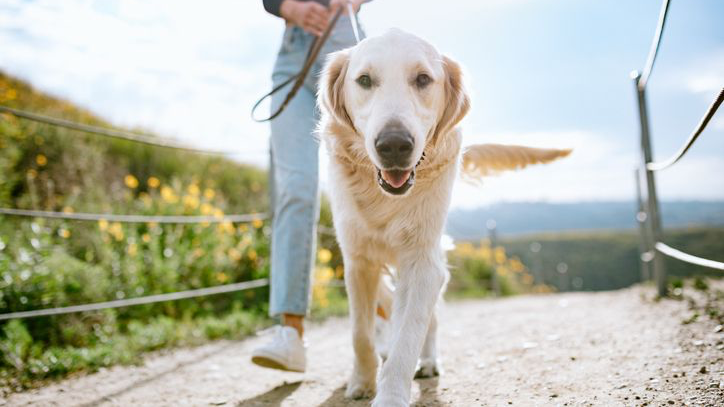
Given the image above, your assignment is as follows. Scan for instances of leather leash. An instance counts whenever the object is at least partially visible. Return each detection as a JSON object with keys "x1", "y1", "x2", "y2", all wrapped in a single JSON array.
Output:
[{"x1": 251, "y1": 7, "x2": 345, "y2": 122}]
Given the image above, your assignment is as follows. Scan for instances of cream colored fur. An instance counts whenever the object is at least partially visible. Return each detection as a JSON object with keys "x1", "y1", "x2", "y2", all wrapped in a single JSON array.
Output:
[{"x1": 317, "y1": 29, "x2": 569, "y2": 407}]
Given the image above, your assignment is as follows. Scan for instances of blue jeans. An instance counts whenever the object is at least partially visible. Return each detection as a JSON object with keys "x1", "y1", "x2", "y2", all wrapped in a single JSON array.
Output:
[{"x1": 269, "y1": 17, "x2": 363, "y2": 317}]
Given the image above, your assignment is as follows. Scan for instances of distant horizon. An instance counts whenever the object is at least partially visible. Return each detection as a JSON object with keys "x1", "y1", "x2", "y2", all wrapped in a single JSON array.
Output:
[{"x1": 446, "y1": 200, "x2": 724, "y2": 239}]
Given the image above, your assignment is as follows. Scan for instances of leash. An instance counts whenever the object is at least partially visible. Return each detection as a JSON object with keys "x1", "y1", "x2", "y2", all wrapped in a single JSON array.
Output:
[{"x1": 252, "y1": 6, "x2": 353, "y2": 122}]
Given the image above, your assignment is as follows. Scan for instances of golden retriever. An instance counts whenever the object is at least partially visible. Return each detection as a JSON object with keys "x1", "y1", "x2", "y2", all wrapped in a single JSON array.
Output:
[{"x1": 317, "y1": 29, "x2": 570, "y2": 406}]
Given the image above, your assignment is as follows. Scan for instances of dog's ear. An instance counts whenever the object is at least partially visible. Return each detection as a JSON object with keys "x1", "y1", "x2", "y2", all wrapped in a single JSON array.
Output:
[
  {"x1": 431, "y1": 55, "x2": 470, "y2": 145},
  {"x1": 319, "y1": 49, "x2": 354, "y2": 130}
]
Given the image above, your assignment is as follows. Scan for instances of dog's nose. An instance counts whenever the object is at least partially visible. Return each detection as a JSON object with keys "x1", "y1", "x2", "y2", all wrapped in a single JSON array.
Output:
[{"x1": 375, "y1": 123, "x2": 414, "y2": 168}]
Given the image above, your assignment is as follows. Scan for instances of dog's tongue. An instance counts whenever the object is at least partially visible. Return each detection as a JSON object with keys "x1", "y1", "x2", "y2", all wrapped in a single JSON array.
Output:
[{"x1": 381, "y1": 170, "x2": 412, "y2": 188}]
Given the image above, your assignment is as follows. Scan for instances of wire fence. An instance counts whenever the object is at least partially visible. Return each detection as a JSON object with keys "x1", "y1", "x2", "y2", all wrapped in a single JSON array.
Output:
[
  {"x1": 0, "y1": 97, "x2": 341, "y2": 321},
  {"x1": 0, "y1": 105, "x2": 225, "y2": 155},
  {"x1": 0, "y1": 207, "x2": 268, "y2": 224},
  {"x1": 0, "y1": 204, "x2": 340, "y2": 320},
  {"x1": 632, "y1": 0, "x2": 724, "y2": 296}
]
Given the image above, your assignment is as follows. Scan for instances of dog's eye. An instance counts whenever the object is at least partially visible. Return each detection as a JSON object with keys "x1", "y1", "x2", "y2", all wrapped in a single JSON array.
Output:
[
  {"x1": 415, "y1": 73, "x2": 432, "y2": 89},
  {"x1": 356, "y1": 75, "x2": 372, "y2": 89}
]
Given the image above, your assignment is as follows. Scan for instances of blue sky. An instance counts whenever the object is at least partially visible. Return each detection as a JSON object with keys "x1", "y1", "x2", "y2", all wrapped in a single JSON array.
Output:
[{"x1": 0, "y1": 0, "x2": 722, "y2": 208}]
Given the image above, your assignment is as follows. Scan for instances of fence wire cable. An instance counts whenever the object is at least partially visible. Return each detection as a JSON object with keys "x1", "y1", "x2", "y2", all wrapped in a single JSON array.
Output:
[
  {"x1": 638, "y1": 0, "x2": 670, "y2": 91},
  {"x1": 0, "y1": 278, "x2": 270, "y2": 321},
  {"x1": 655, "y1": 242, "x2": 724, "y2": 271},
  {"x1": 0, "y1": 207, "x2": 268, "y2": 224},
  {"x1": 0, "y1": 105, "x2": 225, "y2": 155},
  {"x1": 647, "y1": 88, "x2": 724, "y2": 171}
]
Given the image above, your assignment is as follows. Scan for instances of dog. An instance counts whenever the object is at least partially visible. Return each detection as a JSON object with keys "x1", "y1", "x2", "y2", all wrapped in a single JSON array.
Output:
[{"x1": 317, "y1": 29, "x2": 570, "y2": 406}]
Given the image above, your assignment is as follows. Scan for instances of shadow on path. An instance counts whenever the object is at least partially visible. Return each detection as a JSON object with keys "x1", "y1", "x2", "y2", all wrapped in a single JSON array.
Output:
[
  {"x1": 237, "y1": 381, "x2": 302, "y2": 407},
  {"x1": 79, "y1": 342, "x2": 237, "y2": 407},
  {"x1": 317, "y1": 385, "x2": 350, "y2": 407}
]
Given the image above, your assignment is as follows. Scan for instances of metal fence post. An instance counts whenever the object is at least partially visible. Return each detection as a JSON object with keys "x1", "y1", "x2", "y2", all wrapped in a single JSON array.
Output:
[
  {"x1": 634, "y1": 168, "x2": 652, "y2": 282},
  {"x1": 632, "y1": 72, "x2": 667, "y2": 297},
  {"x1": 487, "y1": 219, "x2": 501, "y2": 297}
]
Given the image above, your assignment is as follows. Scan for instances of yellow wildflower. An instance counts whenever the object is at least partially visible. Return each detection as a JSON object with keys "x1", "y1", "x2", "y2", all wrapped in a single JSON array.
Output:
[
  {"x1": 124, "y1": 174, "x2": 139, "y2": 189},
  {"x1": 221, "y1": 221, "x2": 235, "y2": 234},
  {"x1": 58, "y1": 228, "x2": 71, "y2": 239},
  {"x1": 247, "y1": 249, "x2": 257, "y2": 261},
  {"x1": 213, "y1": 208, "x2": 224, "y2": 220},
  {"x1": 317, "y1": 248, "x2": 332, "y2": 263},
  {"x1": 200, "y1": 203, "x2": 213, "y2": 215},
  {"x1": 160, "y1": 186, "x2": 178, "y2": 203},
  {"x1": 98, "y1": 219, "x2": 109, "y2": 231},
  {"x1": 147, "y1": 176, "x2": 160, "y2": 188},
  {"x1": 510, "y1": 257, "x2": 525, "y2": 273},
  {"x1": 5, "y1": 89, "x2": 17, "y2": 100},
  {"x1": 183, "y1": 195, "x2": 199, "y2": 210},
  {"x1": 313, "y1": 266, "x2": 334, "y2": 308},
  {"x1": 203, "y1": 188, "x2": 215, "y2": 200},
  {"x1": 127, "y1": 243, "x2": 137, "y2": 256},
  {"x1": 216, "y1": 272, "x2": 229, "y2": 283},
  {"x1": 228, "y1": 247, "x2": 242, "y2": 261},
  {"x1": 109, "y1": 222, "x2": 124, "y2": 241},
  {"x1": 237, "y1": 223, "x2": 248, "y2": 233},
  {"x1": 252, "y1": 218, "x2": 263, "y2": 229},
  {"x1": 142, "y1": 233, "x2": 151, "y2": 243},
  {"x1": 494, "y1": 246, "x2": 506, "y2": 265},
  {"x1": 36, "y1": 154, "x2": 47, "y2": 167},
  {"x1": 187, "y1": 184, "x2": 200, "y2": 196}
]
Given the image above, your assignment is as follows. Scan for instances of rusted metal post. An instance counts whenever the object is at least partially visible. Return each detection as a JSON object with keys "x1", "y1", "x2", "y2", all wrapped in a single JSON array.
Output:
[{"x1": 632, "y1": 71, "x2": 667, "y2": 297}]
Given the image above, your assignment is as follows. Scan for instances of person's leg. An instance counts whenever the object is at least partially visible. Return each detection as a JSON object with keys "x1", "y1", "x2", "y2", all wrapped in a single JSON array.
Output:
[
  {"x1": 268, "y1": 27, "x2": 320, "y2": 336},
  {"x1": 251, "y1": 27, "x2": 319, "y2": 372},
  {"x1": 269, "y1": 140, "x2": 307, "y2": 338}
]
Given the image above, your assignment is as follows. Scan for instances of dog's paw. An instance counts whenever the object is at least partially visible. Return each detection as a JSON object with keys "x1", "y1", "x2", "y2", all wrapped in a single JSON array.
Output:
[
  {"x1": 414, "y1": 358, "x2": 441, "y2": 379},
  {"x1": 345, "y1": 378, "x2": 376, "y2": 399}
]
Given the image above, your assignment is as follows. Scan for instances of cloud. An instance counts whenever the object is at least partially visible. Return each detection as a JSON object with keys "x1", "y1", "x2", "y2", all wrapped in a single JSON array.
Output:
[
  {"x1": 678, "y1": 50, "x2": 724, "y2": 94},
  {"x1": 0, "y1": 0, "x2": 280, "y2": 165}
]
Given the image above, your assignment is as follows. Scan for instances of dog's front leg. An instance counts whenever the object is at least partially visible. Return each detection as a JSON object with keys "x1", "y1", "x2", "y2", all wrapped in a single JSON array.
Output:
[
  {"x1": 344, "y1": 256, "x2": 381, "y2": 399},
  {"x1": 373, "y1": 252, "x2": 445, "y2": 407},
  {"x1": 415, "y1": 305, "x2": 440, "y2": 378}
]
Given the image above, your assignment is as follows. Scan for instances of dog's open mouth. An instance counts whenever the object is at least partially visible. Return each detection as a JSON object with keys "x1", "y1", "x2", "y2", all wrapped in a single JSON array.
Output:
[{"x1": 377, "y1": 168, "x2": 415, "y2": 195}]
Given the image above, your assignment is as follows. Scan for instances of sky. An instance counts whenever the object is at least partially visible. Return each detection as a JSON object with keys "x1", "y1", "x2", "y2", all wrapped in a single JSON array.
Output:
[{"x1": 0, "y1": 0, "x2": 722, "y2": 209}]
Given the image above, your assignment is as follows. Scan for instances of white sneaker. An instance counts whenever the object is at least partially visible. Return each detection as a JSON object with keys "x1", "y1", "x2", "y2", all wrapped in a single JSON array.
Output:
[{"x1": 251, "y1": 326, "x2": 307, "y2": 372}]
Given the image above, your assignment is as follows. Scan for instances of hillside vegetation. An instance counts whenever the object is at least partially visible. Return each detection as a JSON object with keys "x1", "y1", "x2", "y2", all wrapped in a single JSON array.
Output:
[
  {"x1": 499, "y1": 227, "x2": 724, "y2": 292},
  {"x1": 0, "y1": 72, "x2": 345, "y2": 389}
]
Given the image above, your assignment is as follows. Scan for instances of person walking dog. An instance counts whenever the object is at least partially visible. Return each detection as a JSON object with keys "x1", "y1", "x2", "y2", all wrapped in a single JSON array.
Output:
[{"x1": 251, "y1": 0, "x2": 367, "y2": 372}]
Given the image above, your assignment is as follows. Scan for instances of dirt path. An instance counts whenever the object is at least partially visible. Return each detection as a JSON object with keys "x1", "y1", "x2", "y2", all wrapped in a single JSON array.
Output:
[{"x1": 3, "y1": 285, "x2": 722, "y2": 406}]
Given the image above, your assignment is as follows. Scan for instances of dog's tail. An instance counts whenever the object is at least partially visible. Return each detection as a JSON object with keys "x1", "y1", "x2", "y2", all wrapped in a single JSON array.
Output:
[{"x1": 461, "y1": 144, "x2": 571, "y2": 180}]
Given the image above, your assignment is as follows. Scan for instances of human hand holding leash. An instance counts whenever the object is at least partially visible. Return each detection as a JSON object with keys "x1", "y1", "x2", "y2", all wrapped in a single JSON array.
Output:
[{"x1": 280, "y1": 0, "x2": 330, "y2": 36}]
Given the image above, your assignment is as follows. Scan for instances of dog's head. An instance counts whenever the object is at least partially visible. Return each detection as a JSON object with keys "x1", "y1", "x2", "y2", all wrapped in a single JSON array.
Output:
[{"x1": 319, "y1": 29, "x2": 470, "y2": 196}]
